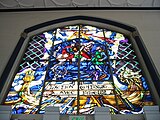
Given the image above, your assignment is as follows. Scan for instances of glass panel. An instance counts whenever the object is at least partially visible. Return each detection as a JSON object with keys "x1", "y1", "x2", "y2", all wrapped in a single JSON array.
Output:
[
  {"x1": 40, "y1": 81, "x2": 78, "y2": 114},
  {"x1": 142, "y1": 91, "x2": 154, "y2": 106},
  {"x1": 79, "y1": 81, "x2": 117, "y2": 114},
  {"x1": 79, "y1": 39, "x2": 94, "y2": 61},
  {"x1": 111, "y1": 60, "x2": 154, "y2": 114},
  {"x1": 61, "y1": 25, "x2": 79, "y2": 31},
  {"x1": 19, "y1": 61, "x2": 48, "y2": 72},
  {"x1": 80, "y1": 25, "x2": 102, "y2": 31},
  {"x1": 108, "y1": 40, "x2": 136, "y2": 59},
  {"x1": 116, "y1": 90, "x2": 154, "y2": 114},
  {"x1": 80, "y1": 29, "x2": 105, "y2": 44},
  {"x1": 47, "y1": 61, "x2": 78, "y2": 81},
  {"x1": 79, "y1": 40, "x2": 110, "y2": 81},
  {"x1": 5, "y1": 61, "x2": 47, "y2": 114},
  {"x1": 116, "y1": 42, "x2": 136, "y2": 59},
  {"x1": 52, "y1": 39, "x2": 79, "y2": 62},
  {"x1": 79, "y1": 95, "x2": 118, "y2": 114},
  {"x1": 104, "y1": 31, "x2": 126, "y2": 41},
  {"x1": 55, "y1": 25, "x2": 79, "y2": 45},
  {"x1": 79, "y1": 38, "x2": 108, "y2": 60},
  {"x1": 23, "y1": 33, "x2": 55, "y2": 60},
  {"x1": 79, "y1": 81, "x2": 114, "y2": 95},
  {"x1": 80, "y1": 61, "x2": 111, "y2": 81},
  {"x1": 111, "y1": 60, "x2": 149, "y2": 94},
  {"x1": 111, "y1": 60, "x2": 142, "y2": 74},
  {"x1": 104, "y1": 30, "x2": 134, "y2": 59}
]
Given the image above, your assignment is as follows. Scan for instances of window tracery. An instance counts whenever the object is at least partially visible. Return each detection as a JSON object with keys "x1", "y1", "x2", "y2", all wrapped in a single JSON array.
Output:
[{"x1": 4, "y1": 24, "x2": 154, "y2": 114}]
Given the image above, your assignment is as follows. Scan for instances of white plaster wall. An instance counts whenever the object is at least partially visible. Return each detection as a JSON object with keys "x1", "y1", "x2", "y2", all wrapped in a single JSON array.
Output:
[{"x1": 0, "y1": 10, "x2": 160, "y2": 77}]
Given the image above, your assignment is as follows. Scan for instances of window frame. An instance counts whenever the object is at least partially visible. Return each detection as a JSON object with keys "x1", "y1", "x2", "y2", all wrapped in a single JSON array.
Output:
[{"x1": 0, "y1": 16, "x2": 159, "y2": 113}]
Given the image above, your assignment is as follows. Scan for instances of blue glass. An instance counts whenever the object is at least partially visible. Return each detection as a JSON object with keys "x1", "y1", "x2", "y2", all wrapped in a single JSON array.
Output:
[
  {"x1": 5, "y1": 61, "x2": 47, "y2": 114},
  {"x1": 47, "y1": 61, "x2": 78, "y2": 81},
  {"x1": 80, "y1": 61, "x2": 111, "y2": 81}
]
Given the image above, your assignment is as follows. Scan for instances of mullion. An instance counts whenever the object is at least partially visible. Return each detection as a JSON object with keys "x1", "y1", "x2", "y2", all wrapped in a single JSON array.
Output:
[
  {"x1": 102, "y1": 29, "x2": 120, "y2": 113},
  {"x1": 77, "y1": 24, "x2": 81, "y2": 114},
  {"x1": 37, "y1": 30, "x2": 57, "y2": 113}
]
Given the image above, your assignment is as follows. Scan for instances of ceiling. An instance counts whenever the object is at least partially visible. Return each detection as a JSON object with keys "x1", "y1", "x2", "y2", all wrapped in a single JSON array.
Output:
[{"x1": 0, "y1": 0, "x2": 160, "y2": 9}]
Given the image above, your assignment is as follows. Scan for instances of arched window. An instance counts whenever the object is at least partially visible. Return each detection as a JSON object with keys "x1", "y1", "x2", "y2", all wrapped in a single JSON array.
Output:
[{"x1": 1, "y1": 16, "x2": 159, "y2": 115}]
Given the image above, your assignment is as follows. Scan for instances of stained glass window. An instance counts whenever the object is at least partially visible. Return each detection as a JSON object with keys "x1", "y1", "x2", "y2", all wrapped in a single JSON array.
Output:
[{"x1": 4, "y1": 25, "x2": 154, "y2": 115}]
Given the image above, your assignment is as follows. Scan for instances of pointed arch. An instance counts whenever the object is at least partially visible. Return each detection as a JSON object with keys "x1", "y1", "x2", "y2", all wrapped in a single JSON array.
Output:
[{"x1": 0, "y1": 16, "x2": 159, "y2": 115}]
